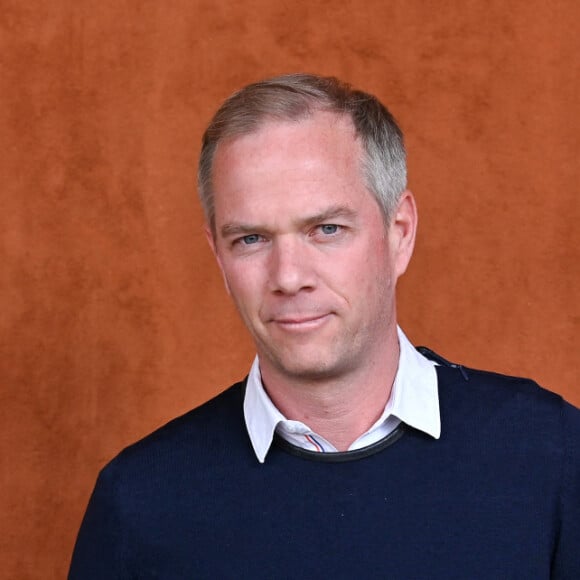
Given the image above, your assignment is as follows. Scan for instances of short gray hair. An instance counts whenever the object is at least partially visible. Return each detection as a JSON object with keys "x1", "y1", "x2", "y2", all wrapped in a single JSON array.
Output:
[{"x1": 198, "y1": 73, "x2": 407, "y2": 231}]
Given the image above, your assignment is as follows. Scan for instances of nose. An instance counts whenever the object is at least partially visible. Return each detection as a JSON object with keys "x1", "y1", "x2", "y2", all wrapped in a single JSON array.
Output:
[{"x1": 268, "y1": 236, "x2": 315, "y2": 295}]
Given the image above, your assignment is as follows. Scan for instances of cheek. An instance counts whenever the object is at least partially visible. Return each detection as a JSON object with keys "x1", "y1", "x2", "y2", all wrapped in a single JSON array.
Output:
[
  {"x1": 354, "y1": 251, "x2": 395, "y2": 303},
  {"x1": 222, "y1": 264, "x2": 264, "y2": 313},
  {"x1": 334, "y1": 243, "x2": 392, "y2": 283}
]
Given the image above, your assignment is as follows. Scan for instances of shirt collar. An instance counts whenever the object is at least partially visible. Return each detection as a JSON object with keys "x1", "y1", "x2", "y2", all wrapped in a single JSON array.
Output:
[{"x1": 243, "y1": 326, "x2": 441, "y2": 463}]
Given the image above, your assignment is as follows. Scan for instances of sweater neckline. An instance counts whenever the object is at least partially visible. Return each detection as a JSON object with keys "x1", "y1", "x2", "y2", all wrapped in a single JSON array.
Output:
[{"x1": 272, "y1": 423, "x2": 407, "y2": 462}]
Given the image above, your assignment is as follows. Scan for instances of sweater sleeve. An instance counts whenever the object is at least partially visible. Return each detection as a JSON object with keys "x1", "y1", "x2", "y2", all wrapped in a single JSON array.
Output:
[
  {"x1": 551, "y1": 400, "x2": 580, "y2": 579},
  {"x1": 68, "y1": 464, "x2": 129, "y2": 579}
]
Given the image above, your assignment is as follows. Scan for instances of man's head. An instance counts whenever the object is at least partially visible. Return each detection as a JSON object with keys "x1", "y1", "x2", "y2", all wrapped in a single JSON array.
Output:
[
  {"x1": 198, "y1": 73, "x2": 407, "y2": 236},
  {"x1": 198, "y1": 74, "x2": 417, "y2": 387}
]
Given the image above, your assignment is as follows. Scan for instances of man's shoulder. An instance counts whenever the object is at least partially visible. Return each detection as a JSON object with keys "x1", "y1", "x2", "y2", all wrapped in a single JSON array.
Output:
[
  {"x1": 100, "y1": 380, "x2": 249, "y2": 484},
  {"x1": 439, "y1": 361, "x2": 560, "y2": 402},
  {"x1": 133, "y1": 378, "x2": 246, "y2": 443},
  {"x1": 429, "y1": 352, "x2": 580, "y2": 439},
  {"x1": 419, "y1": 346, "x2": 564, "y2": 405}
]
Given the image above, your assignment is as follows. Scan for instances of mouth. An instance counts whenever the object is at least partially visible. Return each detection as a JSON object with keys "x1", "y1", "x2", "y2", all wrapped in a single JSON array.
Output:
[{"x1": 271, "y1": 313, "x2": 332, "y2": 331}]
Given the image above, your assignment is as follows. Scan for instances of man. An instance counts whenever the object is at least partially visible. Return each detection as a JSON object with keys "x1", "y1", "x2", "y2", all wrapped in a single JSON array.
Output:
[{"x1": 69, "y1": 74, "x2": 580, "y2": 579}]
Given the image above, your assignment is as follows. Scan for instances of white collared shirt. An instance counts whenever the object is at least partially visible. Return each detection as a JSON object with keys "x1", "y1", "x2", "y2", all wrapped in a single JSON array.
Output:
[{"x1": 243, "y1": 326, "x2": 441, "y2": 463}]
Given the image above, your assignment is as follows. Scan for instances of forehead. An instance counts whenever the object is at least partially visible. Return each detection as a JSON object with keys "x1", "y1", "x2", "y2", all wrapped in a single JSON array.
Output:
[
  {"x1": 211, "y1": 112, "x2": 374, "y2": 223},
  {"x1": 216, "y1": 110, "x2": 359, "y2": 166}
]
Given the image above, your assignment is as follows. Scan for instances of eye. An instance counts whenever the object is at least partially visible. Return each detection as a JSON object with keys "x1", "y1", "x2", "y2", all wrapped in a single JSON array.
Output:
[
  {"x1": 318, "y1": 224, "x2": 340, "y2": 235},
  {"x1": 240, "y1": 234, "x2": 261, "y2": 245}
]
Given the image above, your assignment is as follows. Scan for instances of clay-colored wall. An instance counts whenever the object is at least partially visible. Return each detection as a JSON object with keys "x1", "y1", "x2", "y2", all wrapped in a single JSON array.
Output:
[{"x1": 1, "y1": 1, "x2": 578, "y2": 577}]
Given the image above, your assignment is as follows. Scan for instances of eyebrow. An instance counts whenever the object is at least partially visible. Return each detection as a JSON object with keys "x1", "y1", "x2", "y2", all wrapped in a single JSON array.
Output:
[
  {"x1": 301, "y1": 205, "x2": 358, "y2": 227},
  {"x1": 219, "y1": 204, "x2": 358, "y2": 238},
  {"x1": 220, "y1": 223, "x2": 269, "y2": 238}
]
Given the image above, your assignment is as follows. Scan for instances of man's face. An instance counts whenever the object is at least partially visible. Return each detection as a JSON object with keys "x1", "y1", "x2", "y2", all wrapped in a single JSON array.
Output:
[{"x1": 208, "y1": 112, "x2": 415, "y2": 384}]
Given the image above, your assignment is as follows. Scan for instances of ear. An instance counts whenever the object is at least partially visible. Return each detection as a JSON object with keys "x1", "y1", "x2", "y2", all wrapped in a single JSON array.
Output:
[
  {"x1": 388, "y1": 190, "x2": 418, "y2": 280},
  {"x1": 204, "y1": 225, "x2": 232, "y2": 295}
]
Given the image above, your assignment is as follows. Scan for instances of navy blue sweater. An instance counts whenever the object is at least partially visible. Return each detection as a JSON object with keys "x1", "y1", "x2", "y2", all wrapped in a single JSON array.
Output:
[{"x1": 69, "y1": 364, "x2": 580, "y2": 579}]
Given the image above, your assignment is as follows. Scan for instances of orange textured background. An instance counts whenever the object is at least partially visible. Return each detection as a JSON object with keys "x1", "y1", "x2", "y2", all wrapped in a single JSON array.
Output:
[{"x1": 1, "y1": 1, "x2": 579, "y2": 577}]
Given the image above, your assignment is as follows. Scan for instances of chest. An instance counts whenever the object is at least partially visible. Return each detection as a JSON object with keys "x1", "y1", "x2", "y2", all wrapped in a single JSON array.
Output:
[{"x1": 128, "y1": 440, "x2": 558, "y2": 579}]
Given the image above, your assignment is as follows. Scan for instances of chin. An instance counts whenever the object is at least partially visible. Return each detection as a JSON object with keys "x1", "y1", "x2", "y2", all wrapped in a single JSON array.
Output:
[{"x1": 270, "y1": 351, "x2": 352, "y2": 382}]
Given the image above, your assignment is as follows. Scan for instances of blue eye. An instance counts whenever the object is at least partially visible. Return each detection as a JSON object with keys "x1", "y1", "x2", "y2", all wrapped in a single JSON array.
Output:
[
  {"x1": 241, "y1": 234, "x2": 261, "y2": 245},
  {"x1": 320, "y1": 224, "x2": 339, "y2": 235}
]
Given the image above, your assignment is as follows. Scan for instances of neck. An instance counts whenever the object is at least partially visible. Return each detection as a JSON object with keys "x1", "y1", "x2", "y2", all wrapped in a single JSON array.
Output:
[{"x1": 259, "y1": 329, "x2": 400, "y2": 451}]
